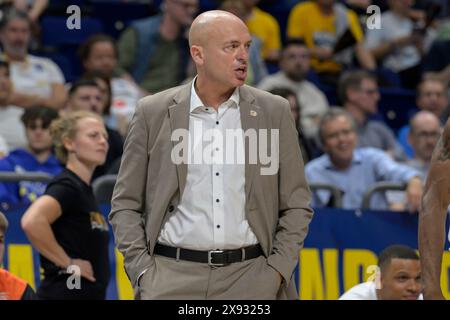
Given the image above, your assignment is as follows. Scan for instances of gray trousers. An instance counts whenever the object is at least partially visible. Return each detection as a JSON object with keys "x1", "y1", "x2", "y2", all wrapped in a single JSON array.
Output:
[{"x1": 136, "y1": 254, "x2": 290, "y2": 300}]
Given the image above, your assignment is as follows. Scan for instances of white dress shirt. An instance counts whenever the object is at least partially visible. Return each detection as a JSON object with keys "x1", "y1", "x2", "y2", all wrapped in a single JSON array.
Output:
[{"x1": 157, "y1": 79, "x2": 259, "y2": 250}]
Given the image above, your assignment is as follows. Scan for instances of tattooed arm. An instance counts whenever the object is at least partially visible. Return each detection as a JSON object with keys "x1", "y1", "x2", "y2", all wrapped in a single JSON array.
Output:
[{"x1": 419, "y1": 118, "x2": 450, "y2": 300}]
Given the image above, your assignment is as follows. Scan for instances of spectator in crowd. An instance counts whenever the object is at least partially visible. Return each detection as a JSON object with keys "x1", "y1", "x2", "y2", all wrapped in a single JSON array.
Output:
[
  {"x1": 258, "y1": 39, "x2": 329, "y2": 139},
  {"x1": 305, "y1": 108, "x2": 423, "y2": 210},
  {"x1": 287, "y1": 0, "x2": 376, "y2": 85},
  {"x1": 21, "y1": 111, "x2": 110, "y2": 300},
  {"x1": 268, "y1": 87, "x2": 318, "y2": 163},
  {"x1": 81, "y1": 71, "x2": 126, "y2": 136},
  {"x1": 116, "y1": 0, "x2": 199, "y2": 93},
  {"x1": 0, "y1": 8, "x2": 66, "y2": 109},
  {"x1": 339, "y1": 245, "x2": 422, "y2": 300},
  {"x1": 407, "y1": 111, "x2": 442, "y2": 176},
  {"x1": 387, "y1": 111, "x2": 441, "y2": 211},
  {"x1": 365, "y1": 0, "x2": 431, "y2": 89},
  {"x1": 0, "y1": 106, "x2": 61, "y2": 212},
  {"x1": 0, "y1": 8, "x2": 66, "y2": 149},
  {"x1": 79, "y1": 34, "x2": 144, "y2": 132},
  {"x1": 66, "y1": 79, "x2": 123, "y2": 179},
  {"x1": 241, "y1": 0, "x2": 281, "y2": 62},
  {"x1": 0, "y1": 211, "x2": 37, "y2": 300},
  {"x1": 397, "y1": 78, "x2": 449, "y2": 157},
  {"x1": 338, "y1": 70, "x2": 406, "y2": 160},
  {"x1": 218, "y1": 0, "x2": 268, "y2": 86}
]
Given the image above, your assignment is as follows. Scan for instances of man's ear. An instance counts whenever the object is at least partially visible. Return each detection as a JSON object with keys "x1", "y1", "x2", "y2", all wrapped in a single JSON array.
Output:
[
  {"x1": 346, "y1": 88, "x2": 358, "y2": 103},
  {"x1": 190, "y1": 45, "x2": 204, "y2": 65}
]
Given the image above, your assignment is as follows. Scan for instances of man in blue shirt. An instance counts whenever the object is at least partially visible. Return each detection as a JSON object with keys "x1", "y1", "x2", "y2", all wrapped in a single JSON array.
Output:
[
  {"x1": 0, "y1": 106, "x2": 62, "y2": 211},
  {"x1": 305, "y1": 108, "x2": 423, "y2": 211}
]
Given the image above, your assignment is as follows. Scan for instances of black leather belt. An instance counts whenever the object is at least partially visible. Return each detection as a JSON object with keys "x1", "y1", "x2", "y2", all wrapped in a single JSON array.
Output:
[{"x1": 154, "y1": 243, "x2": 263, "y2": 266}]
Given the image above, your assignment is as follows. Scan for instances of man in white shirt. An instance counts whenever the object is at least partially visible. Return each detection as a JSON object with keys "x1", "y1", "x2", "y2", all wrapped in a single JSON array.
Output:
[
  {"x1": 0, "y1": 7, "x2": 66, "y2": 149},
  {"x1": 109, "y1": 10, "x2": 313, "y2": 300},
  {"x1": 340, "y1": 245, "x2": 422, "y2": 300}
]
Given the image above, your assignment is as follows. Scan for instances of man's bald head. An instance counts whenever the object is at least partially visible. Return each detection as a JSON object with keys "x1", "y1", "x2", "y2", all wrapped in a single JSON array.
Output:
[
  {"x1": 410, "y1": 111, "x2": 441, "y2": 133},
  {"x1": 189, "y1": 10, "x2": 247, "y2": 47}
]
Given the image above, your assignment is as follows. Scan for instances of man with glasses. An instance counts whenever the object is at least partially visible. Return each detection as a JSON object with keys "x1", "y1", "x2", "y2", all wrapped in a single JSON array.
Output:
[
  {"x1": 305, "y1": 108, "x2": 423, "y2": 210},
  {"x1": 338, "y1": 70, "x2": 406, "y2": 160},
  {"x1": 0, "y1": 106, "x2": 61, "y2": 211},
  {"x1": 397, "y1": 78, "x2": 449, "y2": 158},
  {"x1": 116, "y1": 0, "x2": 199, "y2": 94}
]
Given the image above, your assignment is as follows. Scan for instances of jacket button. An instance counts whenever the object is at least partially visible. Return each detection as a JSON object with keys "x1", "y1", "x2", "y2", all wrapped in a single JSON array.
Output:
[{"x1": 168, "y1": 205, "x2": 175, "y2": 212}]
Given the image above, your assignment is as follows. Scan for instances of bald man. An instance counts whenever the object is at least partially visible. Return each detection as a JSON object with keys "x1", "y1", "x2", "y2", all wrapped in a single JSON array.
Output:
[
  {"x1": 408, "y1": 111, "x2": 442, "y2": 175},
  {"x1": 109, "y1": 10, "x2": 313, "y2": 300},
  {"x1": 419, "y1": 117, "x2": 450, "y2": 300}
]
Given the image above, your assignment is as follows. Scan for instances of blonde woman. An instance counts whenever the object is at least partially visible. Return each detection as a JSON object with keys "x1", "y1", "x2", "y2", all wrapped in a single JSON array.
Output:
[{"x1": 21, "y1": 111, "x2": 110, "y2": 300}]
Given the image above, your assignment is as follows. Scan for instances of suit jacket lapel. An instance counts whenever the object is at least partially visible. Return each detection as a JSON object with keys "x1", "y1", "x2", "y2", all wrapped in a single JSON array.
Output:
[
  {"x1": 239, "y1": 85, "x2": 260, "y2": 203},
  {"x1": 168, "y1": 83, "x2": 191, "y2": 197}
]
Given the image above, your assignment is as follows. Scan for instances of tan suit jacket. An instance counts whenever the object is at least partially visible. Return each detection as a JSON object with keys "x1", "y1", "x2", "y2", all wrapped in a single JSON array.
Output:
[{"x1": 109, "y1": 82, "x2": 314, "y2": 299}]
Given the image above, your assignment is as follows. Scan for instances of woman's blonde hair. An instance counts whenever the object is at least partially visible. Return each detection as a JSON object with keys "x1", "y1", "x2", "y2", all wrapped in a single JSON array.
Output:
[{"x1": 50, "y1": 111, "x2": 103, "y2": 164}]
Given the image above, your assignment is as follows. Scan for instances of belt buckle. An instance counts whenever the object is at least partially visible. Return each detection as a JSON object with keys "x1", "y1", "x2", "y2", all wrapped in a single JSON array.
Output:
[{"x1": 208, "y1": 250, "x2": 225, "y2": 266}]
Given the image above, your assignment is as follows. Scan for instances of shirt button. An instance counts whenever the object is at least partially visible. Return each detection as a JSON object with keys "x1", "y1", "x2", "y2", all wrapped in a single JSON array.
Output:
[
  {"x1": 216, "y1": 121, "x2": 219, "y2": 125},
  {"x1": 216, "y1": 172, "x2": 219, "y2": 176},
  {"x1": 216, "y1": 199, "x2": 220, "y2": 203},
  {"x1": 215, "y1": 147, "x2": 219, "y2": 151},
  {"x1": 216, "y1": 225, "x2": 221, "y2": 229},
  {"x1": 168, "y1": 205, "x2": 175, "y2": 212}
]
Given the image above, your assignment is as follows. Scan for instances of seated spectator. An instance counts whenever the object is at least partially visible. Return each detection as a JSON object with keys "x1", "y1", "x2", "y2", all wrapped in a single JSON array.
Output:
[
  {"x1": 116, "y1": 0, "x2": 198, "y2": 93},
  {"x1": 287, "y1": 0, "x2": 376, "y2": 85},
  {"x1": 0, "y1": 8, "x2": 66, "y2": 149},
  {"x1": 407, "y1": 111, "x2": 441, "y2": 177},
  {"x1": 365, "y1": 0, "x2": 432, "y2": 89},
  {"x1": 387, "y1": 111, "x2": 441, "y2": 211},
  {"x1": 82, "y1": 71, "x2": 128, "y2": 138},
  {"x1": 0, "y1": 7, "x2": 67, "y2": 110},
  {"x1": 0, "y1": 106, "x2": 61, "y2": 211},
  {"x1": 268, "y1": 87, "x2": 320, "y2": 163},
  {"x1": 339, "y1": 245, "x2": 422, "y2": 300},
  {"x1": 78, "y1": 34, "x2": 144, "y2": 131},
  {"x1": 65, "y1": 79, "x2": 123, "y2": 179},
  {"x1": 0, "y1": 211, "x2": 37, "y2": 300},
  {"x1": 258, "y1": 39, "x2": 329, "y2": 139},
  {"x1": 397, "y1": 77, "x2": 449, "y2": 157},
  {"x1": 338, "y1": 70, "x2": 406, "y2": 160},
  {"x1": 241, "y1": 0, "x2": 281, "y2": 62},
  {"x1": 305, "y1": 108, "x2": 423, "y2": 210},
  {"x1": 218, "y1": 0, "x2": 268, "y2": 86}
]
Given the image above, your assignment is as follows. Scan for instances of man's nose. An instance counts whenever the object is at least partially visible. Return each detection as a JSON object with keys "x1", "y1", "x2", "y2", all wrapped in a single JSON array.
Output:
[
  {"x1": 236, "y1": 45, "x2": 249, "y2": 61},
  {"x1": 407, "y1": 279, "x2": 421, "y2": 293}
]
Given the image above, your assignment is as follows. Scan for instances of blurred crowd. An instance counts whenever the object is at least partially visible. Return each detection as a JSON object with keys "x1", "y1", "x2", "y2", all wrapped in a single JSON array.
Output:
[{"x1": 0, "y1": 0, "x2": 449, "y2": 212}]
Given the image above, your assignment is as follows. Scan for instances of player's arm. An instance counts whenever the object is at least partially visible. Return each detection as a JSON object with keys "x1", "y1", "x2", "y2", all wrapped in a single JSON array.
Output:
[{"x1": 419, "y1": 118, "x2": 450, "y2": 300}]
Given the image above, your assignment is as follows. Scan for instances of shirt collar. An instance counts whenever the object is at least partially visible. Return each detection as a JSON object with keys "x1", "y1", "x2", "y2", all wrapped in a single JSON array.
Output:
[{"x1": 190, "y1": 76, "x2": 240, "y2": 113}]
